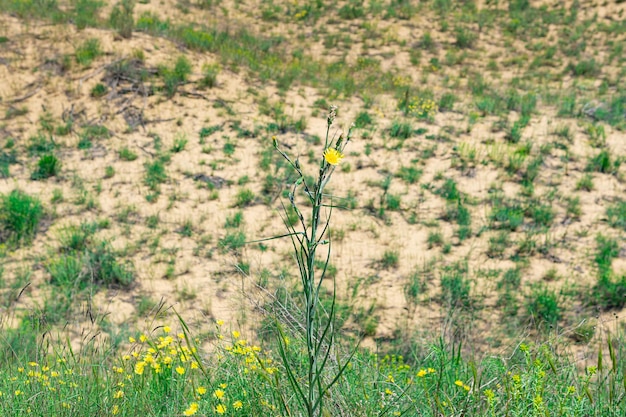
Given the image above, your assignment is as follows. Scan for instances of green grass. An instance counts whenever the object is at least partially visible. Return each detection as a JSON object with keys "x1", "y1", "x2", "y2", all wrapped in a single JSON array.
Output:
[
  {"x1": 0, "y1": 189, "x2": 43, "y2": 246},
  {"x1": 75, "y1": 38, "x2": 102, "y2": 66},
  {"x1": 31, "y1": 154, "x2": 61, "y2": 180},
  {"x1": 607, "y1": 201, "x2": 626, "y2": 231}
]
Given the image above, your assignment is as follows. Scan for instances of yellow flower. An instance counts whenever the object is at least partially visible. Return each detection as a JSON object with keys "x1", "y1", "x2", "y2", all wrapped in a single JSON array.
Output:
[
  {"x1": 232, "y1": 330, "x2": 240, "y2": 339},
  {"x1": 219, "y1": 383, "x2": 228, "y2": 389},
  {"x1": 233, "y1": 400, "x2": 243, "y2": 410},
  {"x1": 216, "y1": 319, "x2": 224, "y2": 326},
  {"x1": 114, "y1": 390, "x2": 124, "y2": 399},
  {"x1": 129, "y1": 337, "x2": 136, "y2": 343},
  {"x1": 175, "y1": 366, "x2": 185, "y2": 375},
  {"x1": 215, "y1": 404, "x2": 226, "y2": 414},
  {"x1": 214, "y1": 389, "x2": 225, "y2": 399},
  {"x1": 139, "y1": 335, "x2": 147, "y2": 343},
  {"x1": 323, "y1": 148, "x2": 344, "y2": 165},
  {"x1": 183, "y1": 402, "x2": 199, "y2": 416},
  {"x1": 163, "y1": 326, "x2": 171, "y2": 333},
  {"x1": 455, "y1": 380, "x2": 464, "y2": 387},
  {"x1": 134, "y1": 361, "x2": 145, "y2": 375},
  {"x1": 417, "y1": 369, "x2": 427, "y2": 377},
  {"x1": 196, "y1": 386, "x2": 207, "y2": 395},
  {"x1": 112, "y1": 405, "x2": 119, "y2": 415}
]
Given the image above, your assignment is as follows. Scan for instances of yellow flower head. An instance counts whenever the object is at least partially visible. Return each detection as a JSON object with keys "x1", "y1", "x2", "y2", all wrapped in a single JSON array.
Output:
[
  {"x1": 215, "y1": 404, "x2": 226, "y2": 414},
  {"x1": 323, "y1": 148, "x2": 344, "y2": 166},
  {"x1": 175, "y1": 366, "x2": 185, "y2": 375},
  {"x1": 213, "y1": 389, "x2": 225, "y2": 399},
  {"x1": 196, "y1": 386, "x2": 207, "y2": 395},
  {"x1": 183, "y1": 402, "x2": 199, "y2": 416},
  {"x1": 233, "y1": 400, "x2": 243, "y2": 410}
]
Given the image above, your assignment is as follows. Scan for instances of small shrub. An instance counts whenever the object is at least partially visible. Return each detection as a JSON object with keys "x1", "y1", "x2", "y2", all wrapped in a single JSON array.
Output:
[
  {"x1": 389, "y1": 120, "x2": 413, "y2": 139},
  {"x1": 427, "y1": 230, "x2": 444, "y2": 248},
  {"x1": 234, "y1": 188, "x2": 255, "y2": 207},
  {"x1": 576, "y1": 173, "x2": 594, "y2": 191},
  {"x1": 586, "y1": 150, "x2": 616, "y2": 174},
  {"x1": 225, "y1": 211, "x2": 244, "y2": 228},
  {"x1": 396, "y1": 165, "x2": 422, "y2": 184},
  {"x1": 440, "y1": 263, "x2": 472, "y2": 311},
  {"x1": 454, "y1": 26, "x2": 476, "y2": 49},
  {"x1": 144, "y1": 159, "x2": 168, "y2": 192},
  {"x1": 199, "y1": 63, "x2": 220, "y2": 88},
  {"x1": 75, "y1": 38, "x2": 102, "y2": 66},
  {"x1": 109, "y1": 0, "x2": 135, "y2": 39},
  {"x1": 218, "y1": 231, "x2": 246, "y2": 253},
  {"x1": 170, "y1": 134, "x2": 188, "y2": 153},
  {"x1": 119, "y1": 147, "x2": 138, "y2": 161},
  {"x1": 161, "y1": 56, "x2": 192, "y2": 97},
  {"x1": 90, "y1": 83, "x2": 107, "y2": 97},
  {"x1": 380, "y1": 250, "x2": 399, "y2": 269},
  {"x1": 31, "y1": 154, "x2": 61, "y2": 180},
  {"x1": 353, "y1": 111, "x2": 373, "y2": 128},
  {"x1": 607, "y1": 201, "x2": 626, "y2": 231},
  {"x1": 526, "y1": 286, "x2": 561, "y2": 326}
]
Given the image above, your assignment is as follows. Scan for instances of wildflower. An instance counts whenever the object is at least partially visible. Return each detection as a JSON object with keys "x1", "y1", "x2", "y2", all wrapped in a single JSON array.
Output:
[
  {"x1": 15, "y1": 390, "x2": 22, "y2": 396},
  {"x1": 219, "y1": 383, "x2": 228, "y2": 389},
  {"x1": 484, "y1": 389, "x2": 495, "y2": 401},
  {"x1": 454, "y1": 380, "x2": 464, "y2": 387},
  {"x1": 323, "y1": 148, "x2": 344, "y2": 165},
  {"x1": 233, "y1": 400, "x2": 243, "y2": 410},
  {"x1": 163, "y1": 326, "x2": 171, "y2": 333},
  {"x1": 175, "y1": 366, "x2": 185, "y2": 375},
  {"x1": 139, "y1": 334, "x2": 147, "y2": 343},
  {"x1": 196, "y1": 386, "x2": 207, "y2": 395},
  {"x1": 134, "y1": 361, "x2": 146, "y2": 375},
  {"x1": 112, "y1": 405, "x2": 119, "y2": 415},
  {"x1": 417, "y1": 369, "x2": 427, "y2": 377},
  {"x1": 214, "y1": 389, "x2": 225, "y2": 399},
  {"x1": 232, "y1": 330, "x2": 240, "y2": 339},
  {"x1": 385, "y1": 388, "x2": 394, "y2": 395},
  {"x1": 129, "y1": 337, "x2": 136, "y2": 343},
  {"x1": 114, "y1": 390, "x2": 124, "y2": 399},
  {"x1": 215, "y1": 404, "x2": 226, "y2": 414},
  {"x1": 183, "y1": 402, "x2": 199, "y2": 416},
  {"x1": 178, "y1": 333, "x2": 185, "y2": 340}
]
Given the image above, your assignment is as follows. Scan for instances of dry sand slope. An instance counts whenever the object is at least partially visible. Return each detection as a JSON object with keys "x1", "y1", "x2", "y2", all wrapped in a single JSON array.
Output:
[{"x1": 0, "y1": 0, "x2": 625, "y2": 358}]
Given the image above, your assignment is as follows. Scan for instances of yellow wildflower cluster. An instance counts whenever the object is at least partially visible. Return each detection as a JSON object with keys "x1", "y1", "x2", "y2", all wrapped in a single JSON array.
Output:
[
  {"x1": 408, "y1": 96, "x2": 438, "y2": 119},
  {"x1": 222, "y1": 331, "x2": 279, "y2": 376},
  {"x1": 4, "y1": 357, "x2": 84, "y2": 413},
  {"x1": 126, "y1": 330, "x2": 198, "y2": 378}
]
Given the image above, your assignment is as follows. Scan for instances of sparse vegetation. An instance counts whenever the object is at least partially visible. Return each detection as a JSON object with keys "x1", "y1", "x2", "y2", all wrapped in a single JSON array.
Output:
[{"x1": 1, "y1": 2, "x2": 626, "y2": 416}]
